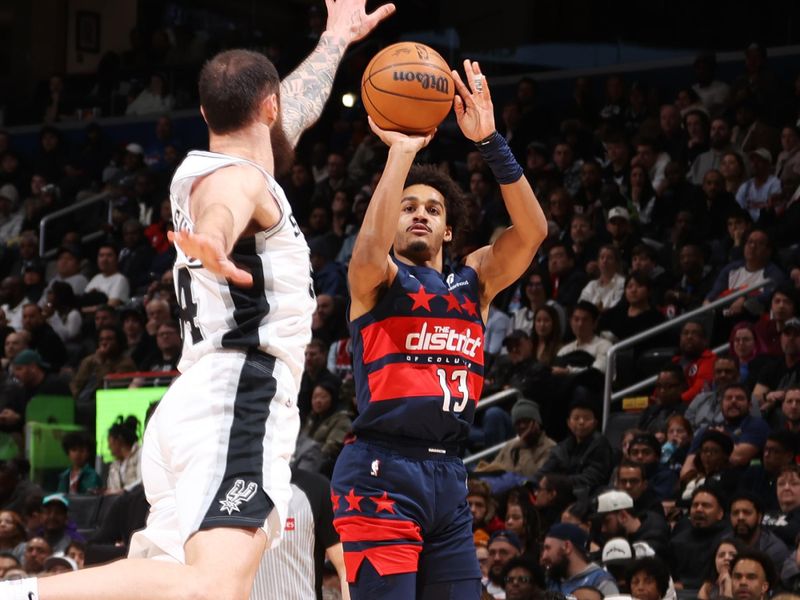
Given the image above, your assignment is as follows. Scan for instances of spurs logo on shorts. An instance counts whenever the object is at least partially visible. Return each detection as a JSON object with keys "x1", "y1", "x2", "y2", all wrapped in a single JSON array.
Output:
[{"x1": 219, "y1": 479, "x2": 258, "y2": 515}]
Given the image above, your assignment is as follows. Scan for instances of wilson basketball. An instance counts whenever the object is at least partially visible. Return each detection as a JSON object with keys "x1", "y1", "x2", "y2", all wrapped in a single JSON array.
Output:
[{"x1": 361, "y1": 42, "x2": 454, "y2": 134}]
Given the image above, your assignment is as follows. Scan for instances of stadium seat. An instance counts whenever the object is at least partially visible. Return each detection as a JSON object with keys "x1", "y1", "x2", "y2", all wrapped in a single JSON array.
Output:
[
  {"x1": 97, "y1": 493, "x2": 122, "y2": 527},
  {"x1": 636, "y1": 347, "x2": 678, "y2": 379},
  {"x1": 26, "y1": 395, "x2": 75, "y2": 425},
  {"x1": 67, "y1": 494, "x2": 102, "y2": 529},
  {"x1": 605, "y1": 411, "x2": 641, "y2": 450}
]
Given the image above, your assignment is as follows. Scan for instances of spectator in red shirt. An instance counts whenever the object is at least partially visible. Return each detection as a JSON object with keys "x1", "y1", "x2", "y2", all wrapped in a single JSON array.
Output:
[
  {"x1": 673, "y1": 320, "x2": 717, "y2": 402},
  {"x1": 754, "y1": 285, "x2": 797, "y2": 357}
]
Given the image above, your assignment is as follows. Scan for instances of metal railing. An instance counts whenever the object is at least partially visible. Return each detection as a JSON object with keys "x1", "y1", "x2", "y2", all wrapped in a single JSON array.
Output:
[
  {"x1": 464, "y1": 440, "x2": 508, "y2": 466},
  {"x1": 475, "y1": 388, "x2": 520, "y2": 414},
  {"x1": 602, "y1": 279, "x2": 772, "y2": 432},
  {"x1": 39, "y1": 191, "x2": 114, "y2": 258}
]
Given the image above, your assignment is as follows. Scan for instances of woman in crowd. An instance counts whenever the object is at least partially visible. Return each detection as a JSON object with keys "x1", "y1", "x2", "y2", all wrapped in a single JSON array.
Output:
[
  {"x1": 698, "y1": 538, "x2": 743, "y2": 599},
  {"x1": 720, "y1": 151, "x2": 747, "y2": 195},
  {"x1": 680, "y1": 429, "x2": 737, "y2": 501},
  {"x1": 579, "y1": 244, "x2": 626, "y2": 313},
  {"x1": 502, "y1": 486, "x2": 542, "y2": 557},
  {"x1": 530, "y1": 305, "x2": 563, "y2": 367},
  {"x1": 0, "y1": 510, "x2": 27, "y2": 562},
  {"x1": 43, "y1": 281, "x2": 82, "y2": 345},
  {"x1": 729, "y1": 321, "x2": 770, "y2": 390},
  {"x1": 105, "y1": 415, "x2": 142, "y2": 495},
  {"x1": 299, "y1": 380, "x2": 351, "y2": 477},
  {"x1": 509, "y1": 271, "x2": 549, "y2": 335}
]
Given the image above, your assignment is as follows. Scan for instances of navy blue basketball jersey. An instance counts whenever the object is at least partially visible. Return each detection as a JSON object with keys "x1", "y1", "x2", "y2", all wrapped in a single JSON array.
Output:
[{"x1": 350, "y1": 259, "x2": 485, "y2": 445}]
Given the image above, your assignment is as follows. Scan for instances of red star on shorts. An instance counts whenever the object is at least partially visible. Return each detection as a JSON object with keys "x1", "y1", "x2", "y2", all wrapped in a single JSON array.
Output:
[
  {"x1": 443, "y1": 292, "x2": 462, "y2": 313},
  {"x1": 330, "y1": 490, "x2": 341, "y2": 512},
  {"x1": 344, "y1": 488, "x2": 364, "y2": 512},
  {"x1": 373, "y1": 491, "x2": 396, "y2": 514},
  {"x1": 461, "y1": 297, "x2": 478, "y2": 317},
  {"x1": 408, "y1": 285, "x2": 436, "y2": 311}
]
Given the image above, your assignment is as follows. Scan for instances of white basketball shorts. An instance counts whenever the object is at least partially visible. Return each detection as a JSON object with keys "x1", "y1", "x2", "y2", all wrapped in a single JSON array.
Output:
[{"x1": 128, "y1": 349, "x2": 300, "y2": 563}]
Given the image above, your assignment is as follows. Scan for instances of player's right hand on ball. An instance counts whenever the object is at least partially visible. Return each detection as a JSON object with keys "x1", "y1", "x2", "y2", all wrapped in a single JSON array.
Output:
[
  {"x1": 367, "y1": 116, "x2": 435, "y2": 153},
  {"x1": 168, "y1": 230, "x2": 254, "y2": 288}
]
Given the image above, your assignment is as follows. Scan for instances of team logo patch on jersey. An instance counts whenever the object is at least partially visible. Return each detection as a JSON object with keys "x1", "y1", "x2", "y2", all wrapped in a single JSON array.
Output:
[
  {"x1": 371, "y1": 459, "x2": 381, "y2": 477},
  {"x1": 219, "y1": 479, "x2": 258, "y2": 515},
  {"x1": 285, "y1": 517, "x2": 296, "y2": 531}
]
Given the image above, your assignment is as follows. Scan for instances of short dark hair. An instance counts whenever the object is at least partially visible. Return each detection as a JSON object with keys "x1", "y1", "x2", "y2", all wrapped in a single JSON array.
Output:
[
  {"x1": 729, "y1": 491, "x2": 764, "y2": 515},
  {"x1": 61, "y1": 431, "x2": 93, "y2": 455},
  {"x1": 500, "y1": 555, "x2": 545, "y2": 590},
  {"x1": 548, "y1": 241, "x2": 576, "y2": 261},
  {"x1": 572, "y1": 300, "x2": 599, "y2": 322},
  {"x1": 767, "y1": 430, "x2": 797, "y2": 455},
  {"x1": 691, "y1": 484, "x2": 725, "y2": 509},
  {"x1": 404, "y1": 164, "x2": 468, "y2": 246},
  {"x1": 721, "y1": 382, "x2": 751, "y2": 400},
  {"x1": 199, "y1": 49, "x2": 280, "y2": 135},
  {"x1": 730, "y1": 548, "x2": 776, "y2": 591},
  {"x1": 626, "y1": 557, "x2": 670, "y2": 596},
  {"x1": 617, "y1": 459, "x2": 646, "y2": 479},
  {"x1": 631, "y1": 244, "x2": 657, "y2": 262}
]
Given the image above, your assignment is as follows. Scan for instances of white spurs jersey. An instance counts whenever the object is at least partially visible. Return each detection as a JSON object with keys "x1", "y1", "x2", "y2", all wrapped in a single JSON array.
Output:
[{"x1": 170, "y1": 150, "x2": 315, "y2": 386}]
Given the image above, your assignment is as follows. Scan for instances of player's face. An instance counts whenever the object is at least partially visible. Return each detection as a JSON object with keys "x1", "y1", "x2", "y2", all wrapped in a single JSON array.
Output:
[{"x1": 395, "y1": 184, "x2": 451, "y2": 260}]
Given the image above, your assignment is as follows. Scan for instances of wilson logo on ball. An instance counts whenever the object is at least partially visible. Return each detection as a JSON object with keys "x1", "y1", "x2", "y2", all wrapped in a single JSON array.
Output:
[{"x1": 391, "y1": 71, "x2": 450, "y2": 94}]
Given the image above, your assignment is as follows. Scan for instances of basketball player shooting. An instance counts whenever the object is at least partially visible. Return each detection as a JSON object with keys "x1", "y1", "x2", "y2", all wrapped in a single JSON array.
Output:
[
  {"x1": 330, "y1": 60, "x2": 548, "y2": 599},
  {"x1": 1, "y1": 2, "x2": 394, "y2": 600}
]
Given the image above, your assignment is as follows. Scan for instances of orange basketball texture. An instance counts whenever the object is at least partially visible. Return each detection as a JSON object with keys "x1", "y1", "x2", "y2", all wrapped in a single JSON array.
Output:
[{"x1": 361, "y1": 42, "x2": 454, "y2": 134}]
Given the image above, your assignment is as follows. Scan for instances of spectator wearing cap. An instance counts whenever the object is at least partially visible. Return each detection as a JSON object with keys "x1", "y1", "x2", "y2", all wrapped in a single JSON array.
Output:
[
  {"x1": 753, "y1": 318, "x2": 800, "y2": 417},
  {"x1": 595, "y1": 490, "x2": 670, "y2": 557},
  {"x1": 627, "y1": 433, "x2": 678, "y2": 502},
  {"x1": 476, "y1": 399, "x2": 556, "y2": 479},
  {"x1": 21, "y1": 302, "x2": 66, "y2": 371},
  {"x1": 534, "y1": 398, "x2": 612, "y2": 499},
  {"x1": 487, "y1": 530, "x2": 523, "y2": 598},
  {"x1": 11, "y1": 348, "x2": 69, "y2": 404},
  {"x1": 672, "y1": 320, "x2": 716, "y2": 404},
  {"x1": 41, "y1": 245, "x2": 88, "y2": 301},
  {"x1": 637, "y1": 364, "x2": 687, "y2": 436},
  {"x1": 668, "y1": 485, "x2": 731, "y2": 589},
  {"x1": 540, "y1": 522, "x2": 619, "y2": 596},
  {"x1": 600, "y1": 537, "x2": 635, "y2": 591},
  {"x1": 604, "y1": 206, "x2": 640, "y2": 269},
  {"x1": 83, "y1": 242, "x2": 131, "y2": 309},
  {"x1": 501, "y1": 555, "x2": 545, "y2": 600},
  {"x1": 736, "y1": 147, "x2": 782, "y2": 222},
  {"x1": 683, "y1": 383, "x2": 770, "y2": 479},
  {"x1": 0, "y1": 183, "x2": 22, "y2": 242},
  {"x1": 42, "y1": 553, "x2": 78, "y2": 575},
  {"x1": 21, "y1": 258, "x2": 47, "y2": 305},
  {"x1": 546, "y1": 241, "x2": 588, "y2": 311},
  {"x1": 37, "y1": 494, "x2": 79, "y2": 554},
  {"x1": 730, "y1": 491, "x2": 790, "y2": 567},
  {"x1": 764, "y1": 464, "x2": 800, "y2": 548}
]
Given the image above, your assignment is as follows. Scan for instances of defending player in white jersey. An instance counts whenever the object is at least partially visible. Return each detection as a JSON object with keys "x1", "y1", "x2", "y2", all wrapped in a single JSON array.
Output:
[{"x1": 1, "y1": 2, "x2": 394, "y2": 600}]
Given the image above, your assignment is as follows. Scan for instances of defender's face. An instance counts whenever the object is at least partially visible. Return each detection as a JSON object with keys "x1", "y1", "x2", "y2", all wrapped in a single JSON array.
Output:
[{"x1": 395, "y1": 184, "x2": 451, "y2": 259}]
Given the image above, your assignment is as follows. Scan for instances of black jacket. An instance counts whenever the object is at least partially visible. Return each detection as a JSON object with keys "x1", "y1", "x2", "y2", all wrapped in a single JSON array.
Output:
[
  {"x1": 535, "y1": 431, "x2": 612, "y2": 499},
  {"x1": 668, "y1": 519, "x2": 731, "y2": 589}
]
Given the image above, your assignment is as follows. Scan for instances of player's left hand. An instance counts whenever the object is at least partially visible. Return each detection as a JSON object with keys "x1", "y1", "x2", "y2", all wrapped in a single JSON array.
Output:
[
  {"x1": 325, "y1": 0, "x2": 396, "y2": 45},
  {"x1": 168, "y1": 230, "x2": 254, "y2": 288},
  {"x1": 452, "y1": 59, "x2": 496, "y2": 142}
]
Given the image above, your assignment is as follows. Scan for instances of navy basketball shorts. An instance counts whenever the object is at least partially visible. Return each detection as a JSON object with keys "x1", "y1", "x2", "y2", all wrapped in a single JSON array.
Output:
[{"x1": 331, "y1": 439, "x2": 481, "y2": 594}]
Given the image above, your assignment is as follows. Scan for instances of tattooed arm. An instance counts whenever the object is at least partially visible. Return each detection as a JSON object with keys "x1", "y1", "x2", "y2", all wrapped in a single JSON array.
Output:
[{"x1": 280, "y1": 0, "x2": 396, "y2": 147}]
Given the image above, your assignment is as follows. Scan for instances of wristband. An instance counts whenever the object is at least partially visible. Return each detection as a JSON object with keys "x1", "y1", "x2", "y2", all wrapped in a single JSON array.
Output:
[{"x1": 474, "y1": 132, "x2": 524, "y2": 184}]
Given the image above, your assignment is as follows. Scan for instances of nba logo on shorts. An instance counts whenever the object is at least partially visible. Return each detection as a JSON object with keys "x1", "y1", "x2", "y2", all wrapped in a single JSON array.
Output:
[
  {"x1": 371, "y1": 459, "x2": 381, "y2": 477},
  {"x1": 219, "y1": 479, "x2": 258, "y2": 515}
]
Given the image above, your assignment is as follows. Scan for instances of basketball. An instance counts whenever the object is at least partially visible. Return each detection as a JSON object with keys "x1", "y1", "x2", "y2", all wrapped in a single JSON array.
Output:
[{"x1": 361, "y1": 42, "x2": 454, "y2": 134}]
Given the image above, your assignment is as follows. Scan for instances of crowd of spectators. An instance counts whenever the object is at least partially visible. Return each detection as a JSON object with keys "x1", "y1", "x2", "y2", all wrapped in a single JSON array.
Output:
[{"x1": 3, "y1": 25, "x2": 800, "y2": 600}]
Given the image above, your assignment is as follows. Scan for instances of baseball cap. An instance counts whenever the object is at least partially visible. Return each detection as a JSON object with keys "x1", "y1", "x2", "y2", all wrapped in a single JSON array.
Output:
[
  {"x1": 783, "y1": 318, "x2": 800, "y2": 332},
  {"x1": 43, "y1": 554, "x2": 78, "y2": 572},
  {"x1": 546, "y1": 523, "x2": 588, "y2": 552},
  {"x1": 125, "y1": 143, "x2": 144, "y2": 155},
  {"x1": 12, "y1": 350, "x2": 49, "y2": 369},
  {"x1": 596, "y1": 490, "x2": 634, "y2": 514},
  {"x1": 511, "y1": 398, "x2": 542, "y2": 425},
  {"x1": 488, "y1": 529, "x2": 522, "y2": 551},
  {"x1": 22, "y1": 259, "x2": 45, "y2": 275},
  {"x1": 607, "y1": 206, "x2": 630, "y2": 222},
  {"x1": 749, "y1": 147, "x2": 772, "y2": 164},
  {"x1": 0, "y1": 183, "x2": 19, "y2": 205},
  {"x1": 42, "y1": 493, "x2": 70, "y2": 509},
  {"x1": 601, "y1": 537, "x2": 633, "y2": 564}
]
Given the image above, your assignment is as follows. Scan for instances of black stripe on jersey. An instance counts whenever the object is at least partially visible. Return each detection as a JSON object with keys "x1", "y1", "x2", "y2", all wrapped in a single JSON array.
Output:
[
  {"x1": 221, "y1": 236, "x2": 271, "y2": 350},
  {"x1": 200, "y1": 350, "x2": 277, "y2": 530}
]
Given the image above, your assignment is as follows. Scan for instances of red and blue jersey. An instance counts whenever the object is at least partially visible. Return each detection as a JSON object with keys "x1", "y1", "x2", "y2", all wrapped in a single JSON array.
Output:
[{"x1": 350, "y1": 259, "x2": 485, "y2": 445}]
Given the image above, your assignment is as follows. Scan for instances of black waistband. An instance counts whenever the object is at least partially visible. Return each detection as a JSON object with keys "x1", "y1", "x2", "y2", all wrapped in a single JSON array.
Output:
[{"x1": 354, "y1": 432, "x2": 462, "y2": 458}]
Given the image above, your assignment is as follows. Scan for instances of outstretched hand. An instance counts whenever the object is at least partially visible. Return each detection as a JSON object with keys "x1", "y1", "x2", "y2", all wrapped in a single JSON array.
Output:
[
  {"x1": 168, "y1": 230, "x2": 253, "y2": 288},
  {"x1": 325, "y1": 0, "x2": 396, "y2": 45},
  {"x1": 452, "y1": 59, "x2": 496, "y2": 142},
  {"x1": 367, "y1": 116, "x2": 435, "y2": 153}
]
